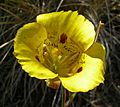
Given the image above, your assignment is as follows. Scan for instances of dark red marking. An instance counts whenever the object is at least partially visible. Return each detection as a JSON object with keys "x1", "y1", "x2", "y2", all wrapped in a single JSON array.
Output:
[
  {"x1": 77, "y1": 67, "x2": 82, "y2": 73},
  {"x1": 35, "y1": 56, "x2": 40, "y2": 62},
  {"x1": 60, "y1": 33, "x2": 67, "y2": 43}
]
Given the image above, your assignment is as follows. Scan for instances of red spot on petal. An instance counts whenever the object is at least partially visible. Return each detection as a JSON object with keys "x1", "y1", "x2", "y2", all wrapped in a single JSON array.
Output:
[
  {"x1": 60, "y1": 33, "x2": 67, "y2": 44},
  {"x1": 35, "y1": 56, "x2": 40, "y2": 62},
  {"x1": 77, "y1": 67, "x2": 82, "y2": 73}
]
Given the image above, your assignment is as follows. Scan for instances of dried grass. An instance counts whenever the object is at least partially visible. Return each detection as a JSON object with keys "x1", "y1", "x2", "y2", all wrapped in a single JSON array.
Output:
[{"x1": 0, "y1": 0, "x2": 120, "y2": 107}]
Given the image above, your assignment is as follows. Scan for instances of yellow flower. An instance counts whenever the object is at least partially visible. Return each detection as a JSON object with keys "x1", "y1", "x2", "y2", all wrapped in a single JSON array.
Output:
[{"x1": 14, "y1": 11, "x2": 106, "y2": 92}]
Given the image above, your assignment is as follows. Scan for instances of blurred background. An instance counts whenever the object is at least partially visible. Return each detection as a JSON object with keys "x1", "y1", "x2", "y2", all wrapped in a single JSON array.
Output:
[{"x1": 0, "y1": 0, "x2": 120, "y2": 107}]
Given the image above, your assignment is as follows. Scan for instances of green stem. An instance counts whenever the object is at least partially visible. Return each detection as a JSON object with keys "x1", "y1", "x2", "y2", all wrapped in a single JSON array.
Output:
[{"x1": 61, "y1": 86, "x2": 65, "y2": 107}]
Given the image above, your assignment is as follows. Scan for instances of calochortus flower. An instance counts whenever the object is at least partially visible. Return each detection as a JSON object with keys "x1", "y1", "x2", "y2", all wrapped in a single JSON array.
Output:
[{"x1": 14, "y1": 11, "x2": 105, "y2": 92}]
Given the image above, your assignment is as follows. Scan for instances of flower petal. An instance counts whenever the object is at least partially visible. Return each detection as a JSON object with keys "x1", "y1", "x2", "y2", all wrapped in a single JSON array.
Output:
[
  {"x1": 14, "y1": 22, "x2": 47, "y2": 51},
  {"x1": 36, "y1": 11, "x2": 78, "y2": 35},
  {"x1": 14, "y1": 22, "x2": 58, "y2": 79},
  {"x1": 72, "y1": 15, "x2": 96, "y2": 50},
  {"x1": 86, "y1": 42, "x2": 106, "y2": 61},
  {"x1": 36, "y1": 11, "x2": 95, "y2": 50},
  {"x1": 59, "y1": 42, "x2": 105, "y2": 92}
]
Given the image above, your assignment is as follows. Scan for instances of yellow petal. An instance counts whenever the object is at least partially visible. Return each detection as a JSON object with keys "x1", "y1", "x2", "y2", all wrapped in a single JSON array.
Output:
[
  {"x1": 36, "y1": 11, "x2": 95, "y2": 50},
  {"x1": 59, "y1": 42, "x2": 105, "y2": 92},
  {"x1": 72, "y1": 15, "x2": 96, "y2": 50},
  {"x1": 14, "y1": 22, "x2": 58, "y2": 79},
  {"x1": 14, "y1": 22, "x2": 47, "y2": 51},
  {"x1": 36, "y1": 11, "x2": 79, "y2": 35},
  {"x1": 86, "y1": 42, "x2": 106, "y2": 61},
  {"x1": 20, "y1": 57, "x2": 58, "y2": 79}
]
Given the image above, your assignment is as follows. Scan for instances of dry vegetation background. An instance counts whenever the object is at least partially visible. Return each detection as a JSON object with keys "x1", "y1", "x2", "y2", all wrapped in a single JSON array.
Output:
[{"x1": 0, "y1": 0, "x2": 120, "y2": 107}]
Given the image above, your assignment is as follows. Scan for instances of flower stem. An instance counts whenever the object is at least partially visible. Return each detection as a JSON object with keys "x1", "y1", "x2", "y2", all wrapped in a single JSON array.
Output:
[{"x1": 61, "y1": 86, "x2": 65, "y2": 107}]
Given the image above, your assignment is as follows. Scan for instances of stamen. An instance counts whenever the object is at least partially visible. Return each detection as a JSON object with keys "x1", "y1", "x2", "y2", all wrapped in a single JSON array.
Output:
[{"x1": 41, "y1": 36, "x2": 82, "y2": 77}]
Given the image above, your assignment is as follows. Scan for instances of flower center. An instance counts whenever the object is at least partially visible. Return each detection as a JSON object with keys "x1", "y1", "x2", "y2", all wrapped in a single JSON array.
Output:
[{"x1": 37, "y1": 33, "x2": 83, "y2": 77}]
